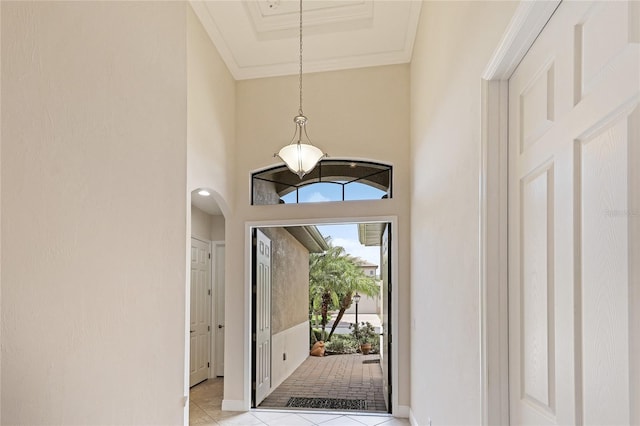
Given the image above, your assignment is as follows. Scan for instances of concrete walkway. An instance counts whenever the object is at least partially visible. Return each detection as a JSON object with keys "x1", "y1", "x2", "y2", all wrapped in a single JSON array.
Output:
[
  {"x1": 259, "y1": 353, "x2": 387, "y2": 413},
  {"x1": 323, "y1": 313, "x2": 382, "y2": 336}
]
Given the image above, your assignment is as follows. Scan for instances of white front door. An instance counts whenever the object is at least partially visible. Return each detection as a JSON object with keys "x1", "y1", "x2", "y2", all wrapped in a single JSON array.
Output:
[
  {"x1": 508, "y1": 1, "x2": 639, "y2": 424},
  {"x1": 380, "y1": 224, "x2": 391, "y2": 412},
  {"x1": 254, "y1": 229, "x2": 272, "y2": 405},
  {"x1": 190, "y1": 237, "x2": 211, "y2": 387},
  {"x1": 213, "y1": 242, "x2": 225, "y2": 377}
]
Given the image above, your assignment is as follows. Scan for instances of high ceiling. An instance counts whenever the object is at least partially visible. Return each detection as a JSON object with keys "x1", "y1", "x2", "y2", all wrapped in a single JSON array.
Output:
[{"x1": 190, "y1": 0, "x2": 422, "y2": 80}]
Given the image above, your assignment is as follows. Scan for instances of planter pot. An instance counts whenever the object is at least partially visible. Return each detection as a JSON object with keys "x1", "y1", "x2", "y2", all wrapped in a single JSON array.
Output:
[{"x1": 360, "y1": 343, "x2": 372, "y2": 355}]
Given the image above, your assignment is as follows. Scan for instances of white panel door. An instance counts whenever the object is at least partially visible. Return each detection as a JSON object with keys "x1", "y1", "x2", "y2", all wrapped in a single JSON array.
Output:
[
  {"x1": 214, "y1": 243, "x2": 225, "y2": 377},
  {"x1": 190, "y1": 237, "x2": 211, "y2": 387},
  {"x1": 255, "y1": 230, "x2": 272, "y2": 405},
  {"x1": 508, "y1": 1, "x2": 639, "y2": 424}
]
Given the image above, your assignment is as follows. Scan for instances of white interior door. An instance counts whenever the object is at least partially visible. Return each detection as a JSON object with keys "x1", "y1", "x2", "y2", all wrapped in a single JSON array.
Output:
[
  {"x1": 508, "y1": 1, "x2": 639, "y2": 424},
  {"x1": 214, "y1": 242, "x2": 225, "y2": 377},
  {"x1": 255, "y1": 229, "x2": 272, "y2": 405},
  {"x1": 190, "y1": 237, "x2": 211, "y2": 387}
]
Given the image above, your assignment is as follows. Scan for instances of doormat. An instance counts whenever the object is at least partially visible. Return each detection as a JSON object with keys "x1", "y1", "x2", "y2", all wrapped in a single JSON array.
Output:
[
  {"x1": 285, "y1": 397, "x2": 367, "y2": 410},
  {"x1": 362, "y1": 359, "x2": 380, "y2": 364}
]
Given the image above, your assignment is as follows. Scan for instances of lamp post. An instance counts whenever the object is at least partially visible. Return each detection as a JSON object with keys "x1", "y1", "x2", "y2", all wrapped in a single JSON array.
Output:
[{"x1": 353, "y1": 292, "x2": 361, "y2": 325}]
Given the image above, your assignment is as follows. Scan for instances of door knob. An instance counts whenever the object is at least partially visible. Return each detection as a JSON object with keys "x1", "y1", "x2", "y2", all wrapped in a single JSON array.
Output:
[
  {"x1": 218, "y1": 324, "x2": 224, "y2": 329},
  {"x1": 190, "y1": 330, "x2": 195, "y2": 333}
]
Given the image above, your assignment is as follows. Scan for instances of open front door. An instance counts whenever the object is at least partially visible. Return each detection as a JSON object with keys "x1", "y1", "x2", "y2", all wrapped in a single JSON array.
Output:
[
  {"x1": 380, "y1": 224, "x2": 392, "y2": 412},
  {"x1": 253, "y1": 229, "x2": 272, "y2": 406}
]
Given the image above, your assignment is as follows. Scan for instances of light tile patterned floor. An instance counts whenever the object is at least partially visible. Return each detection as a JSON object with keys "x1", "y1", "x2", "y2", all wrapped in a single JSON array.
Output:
[{"x1": 190, "y1": 379, "x2": 409, "y2": 426}]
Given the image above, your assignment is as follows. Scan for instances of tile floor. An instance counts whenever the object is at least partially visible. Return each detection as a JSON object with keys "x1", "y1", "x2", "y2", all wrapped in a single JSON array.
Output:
[{"x1": 190, "y1": 379, "x2": 409, "y2": 426}]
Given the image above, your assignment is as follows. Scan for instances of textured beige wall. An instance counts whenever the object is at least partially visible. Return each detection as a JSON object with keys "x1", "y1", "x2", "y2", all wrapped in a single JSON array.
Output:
[
  {"x1": 1, "y1": 2, "x2": 188, "y2": 423},
  {"x1": 410, "y1": 1, "x2": 518, "y2": 424},
  {"x1": 252, "y1": 178, "x2": 281, "y2": 206},
  {"x1": 259, "y1": 227, "x2": 309, "y2": 335}
]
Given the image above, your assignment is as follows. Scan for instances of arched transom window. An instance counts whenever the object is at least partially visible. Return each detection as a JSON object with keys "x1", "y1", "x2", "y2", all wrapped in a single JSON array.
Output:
[{"x1": 251, "y1": 160, "x2": 392, "y2": 205}]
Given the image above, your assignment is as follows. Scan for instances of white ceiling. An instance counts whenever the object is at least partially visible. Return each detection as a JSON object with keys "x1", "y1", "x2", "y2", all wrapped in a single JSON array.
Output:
[{"x1": 190, "y1": 0, "x2": 423, "y2": 80}]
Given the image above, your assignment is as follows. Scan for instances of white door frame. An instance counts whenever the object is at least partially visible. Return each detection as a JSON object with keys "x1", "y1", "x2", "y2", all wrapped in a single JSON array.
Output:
[
  {"x1": 480, "y1": 2, "x2": 561, "y2": 424},
  {"x1": 241, "y1": 216, "x2": 400, "y2": 414},
  {"x1": 210, "y1": 241, "x2": 225, "y2": 378}
]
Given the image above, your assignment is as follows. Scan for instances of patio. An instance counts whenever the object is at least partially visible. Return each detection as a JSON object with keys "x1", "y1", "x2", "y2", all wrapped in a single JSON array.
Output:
[{"x1": 259, "y1": 353, "x2": 388, "y2": 413}]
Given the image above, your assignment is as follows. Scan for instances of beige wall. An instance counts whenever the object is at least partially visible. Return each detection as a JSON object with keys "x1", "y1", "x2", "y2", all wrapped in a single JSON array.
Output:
[
  {"x1": 187, "y1": 6, "x2": 235, "y2": 213},
  {"x1": 225, "y1": 64, "x2": 411, "y2": 411},
  {"x1": 409, "y1": 1, "x2": 517, "y2": 424},
  {"x1": 211, "y1": 215, "x2": 225, "y2": 241},
  {"x1": 186, "y1": 5, "x2": 235, "y2": 415},
  {"x1": 192, "y1": 205, "x2": 213, "y2": 241},
  {"x1": 1, "y1": 2, "x2": 188, "y2": 424}
]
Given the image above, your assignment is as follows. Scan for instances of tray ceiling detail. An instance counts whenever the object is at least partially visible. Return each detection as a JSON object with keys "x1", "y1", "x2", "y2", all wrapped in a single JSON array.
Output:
[{"x1": 190, "y1": 0, "x2": 422, "y2": 80}]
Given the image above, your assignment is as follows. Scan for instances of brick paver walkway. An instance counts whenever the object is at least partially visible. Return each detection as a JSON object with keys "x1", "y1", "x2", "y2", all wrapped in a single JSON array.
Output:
[{"x1": 259, "y1": 353, "x2": 387, "y2": 412}]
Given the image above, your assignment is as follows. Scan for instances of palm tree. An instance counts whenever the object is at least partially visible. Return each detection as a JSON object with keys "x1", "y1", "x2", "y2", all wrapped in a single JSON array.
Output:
[
  {"x1": 309, "y1": 241, "x2": 379, "y2": 341},
  {"x1": 325, "y1": 269, "x2": 378, "y2": 341},
  {"x1": 309, "y1": 245, "x2": 344, "y2": 340}
]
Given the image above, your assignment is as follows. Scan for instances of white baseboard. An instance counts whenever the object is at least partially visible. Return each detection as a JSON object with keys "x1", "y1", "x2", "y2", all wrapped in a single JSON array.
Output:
[
  {"x1": 409, "y1": 408, "x2": 419, "y2": 426},
  {"x1": 395, "y1": 405, "x2": 410, "y2": 418},
  {"x1": 221, "y1": 399, "x2": 247, "y2": 412}
]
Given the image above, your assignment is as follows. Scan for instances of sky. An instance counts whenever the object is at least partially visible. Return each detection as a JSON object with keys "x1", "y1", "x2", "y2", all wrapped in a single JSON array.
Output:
[
  {"x1": 281, "y1": 181, "x2": 386, "y2": 204},
  {"x1": 281, "y1": 180, "x2": 386, "y2": 271},
  {"x1": 316, "y1": 223, "x2": 380, "y2": 273}
]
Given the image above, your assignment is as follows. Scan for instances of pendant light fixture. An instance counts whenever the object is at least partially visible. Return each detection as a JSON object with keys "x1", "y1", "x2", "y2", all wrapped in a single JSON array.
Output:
[{"x1": 275, "y1": 0, "x2": 327, "y2": 179}]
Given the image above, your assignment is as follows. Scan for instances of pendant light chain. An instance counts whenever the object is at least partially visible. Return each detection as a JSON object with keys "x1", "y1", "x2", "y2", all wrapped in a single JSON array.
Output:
[
  {"x1": 298, "y1": 0, "x2": 304, "y2": 116},
  {"x1": 275, "y1": 0, "x2": 325, "y2": 179}
]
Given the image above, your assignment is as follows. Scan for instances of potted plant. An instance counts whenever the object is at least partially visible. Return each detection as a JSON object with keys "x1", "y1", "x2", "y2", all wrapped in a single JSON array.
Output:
[{"x1": 350, "y1": 321, "x2": 377, "y2": 355}]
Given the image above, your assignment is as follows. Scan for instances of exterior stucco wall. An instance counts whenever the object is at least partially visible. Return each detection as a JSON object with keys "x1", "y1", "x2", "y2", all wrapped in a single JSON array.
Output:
[
  {"x1": 259, "y1": 227, "x2": 309, "y2": 335},
  {"x1": 253, "y1": 178, "x2": 281, "y2": 206}
]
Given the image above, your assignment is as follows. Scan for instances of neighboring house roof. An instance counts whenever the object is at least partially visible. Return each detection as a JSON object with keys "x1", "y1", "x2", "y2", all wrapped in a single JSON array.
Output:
[
  {"x1": 354, "y1": 258, "x2": 378, "y2": 268},
  {"x1": 357, "y1": 222, "x2": 386, "y2": 246},
  {"x1": 286, "y1": 226, "x2": 329, "y2": 253}
]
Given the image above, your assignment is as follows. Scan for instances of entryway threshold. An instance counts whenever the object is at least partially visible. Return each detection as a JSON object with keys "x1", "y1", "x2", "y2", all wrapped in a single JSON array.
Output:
[
  {"x1": 252, "y1": 408, "x2": 392, "y2": 418},
  {"x1": 250, "y1": 408, "x2": 406, "y2": 426}
]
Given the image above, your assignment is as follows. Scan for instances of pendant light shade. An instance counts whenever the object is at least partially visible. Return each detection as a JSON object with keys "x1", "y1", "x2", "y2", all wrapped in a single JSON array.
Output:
[
  {"x1": 274, "y1": 0, "x2": 326, "y2": 178},
  {"x1": 277, "y1": 115, "x2": 326, "y2": 178},
  {"x1": 277, "y1": 142, "x2": 325, "y2": 179}
]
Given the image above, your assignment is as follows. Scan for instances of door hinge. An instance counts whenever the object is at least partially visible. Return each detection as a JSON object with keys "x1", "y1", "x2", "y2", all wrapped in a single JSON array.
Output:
[
  {"x1": 208, "y1": 325, "x2": 211, "y2": 332},
  {"x1": 208, "y1": 362, "x2": 210, "y2": 368},
  {"x1": 208, "y1": 289, "x2": 211, "y2": 296},
  {"x1": 209, "y1": 253, "x2": 211, "y2": 259}
]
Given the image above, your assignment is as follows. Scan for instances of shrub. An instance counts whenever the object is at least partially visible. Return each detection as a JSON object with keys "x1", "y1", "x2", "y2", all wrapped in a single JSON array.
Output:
[
  {"x1": 324, "y1": 334, "x2": 358, "y2": 354},
  {"x1": 350, "y1": 321, "x2": 377, "y2": 345}
]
